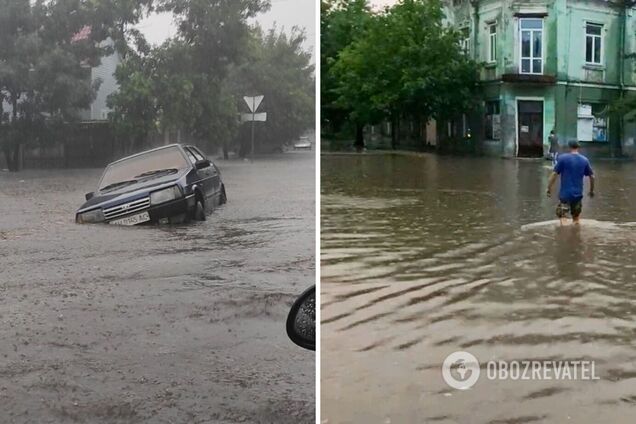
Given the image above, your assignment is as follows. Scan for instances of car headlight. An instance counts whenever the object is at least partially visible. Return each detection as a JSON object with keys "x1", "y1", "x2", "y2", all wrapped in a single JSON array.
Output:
[
  {"x1": 150, "y1": 186, "x2": 181, "y2": 205},
  {"x1": 77, "y1": 208, "x2": 104, "y2": 224}
]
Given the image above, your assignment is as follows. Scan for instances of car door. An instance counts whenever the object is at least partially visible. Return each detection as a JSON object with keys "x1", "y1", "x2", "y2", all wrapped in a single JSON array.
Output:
[
  {"x1": 192, "y1": 146, "x2": 220, "y2": 196},
  {"x1": 185, "y1": 146, "x2": 215, "y2": 204}
]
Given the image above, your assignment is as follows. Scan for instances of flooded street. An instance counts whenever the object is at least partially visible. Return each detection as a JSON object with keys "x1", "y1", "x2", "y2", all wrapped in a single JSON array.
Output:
[
  {"x1": 0, "y1": 153, "x2": 315, "y2": 423},
  {"x1": 321, "y1": 153, "x2": 636, "y2": 423}
]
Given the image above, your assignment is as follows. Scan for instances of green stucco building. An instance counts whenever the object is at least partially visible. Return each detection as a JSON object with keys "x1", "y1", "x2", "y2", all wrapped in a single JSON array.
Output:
[{"x1": 443, "y1": 0, "x2": 636, "y2": 158}]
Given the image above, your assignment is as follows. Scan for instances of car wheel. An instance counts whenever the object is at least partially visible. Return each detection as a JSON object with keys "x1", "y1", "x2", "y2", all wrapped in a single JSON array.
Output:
[
  {"x1": 195, "y1": 200, "x2": 206, "y2": 221},
  {"x1": 192, "y1": 198, "x2": 206, "y2": 221},
  {"x1": 219, "y1": 184, "x2": 227, "y2": 205}
]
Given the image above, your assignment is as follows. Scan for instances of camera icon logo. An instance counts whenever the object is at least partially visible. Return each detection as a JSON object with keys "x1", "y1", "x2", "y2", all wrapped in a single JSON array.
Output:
[{"x1": 442, "y1": 351, "x2": 480, "y2": 390}]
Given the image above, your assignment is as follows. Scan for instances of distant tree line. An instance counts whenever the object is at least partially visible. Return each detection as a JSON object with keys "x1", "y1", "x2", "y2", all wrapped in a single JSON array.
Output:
[
  {"x1": 321, "y1": 0, "x2": 479, "y2": 150},
  {"x1": 0, "y1": 0, "x2": 314, "y2": 171}
]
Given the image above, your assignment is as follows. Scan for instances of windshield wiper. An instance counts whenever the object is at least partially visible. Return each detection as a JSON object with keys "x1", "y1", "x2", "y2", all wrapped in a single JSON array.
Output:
[
  {"x1": 134, "y1": 168, "x2": 178, "y2": 178},
  {"x1": 100, "y1": 179, "x2": 138, "y2": 192}
]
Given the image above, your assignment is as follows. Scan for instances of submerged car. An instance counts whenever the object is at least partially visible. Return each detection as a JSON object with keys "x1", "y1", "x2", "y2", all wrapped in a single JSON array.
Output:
[
  {"x1": 76, "y1": 144, "x2": 227, "y2": 225},
  {"x1": 293, "y1": 136, "x2": 312, "y2": 150}
]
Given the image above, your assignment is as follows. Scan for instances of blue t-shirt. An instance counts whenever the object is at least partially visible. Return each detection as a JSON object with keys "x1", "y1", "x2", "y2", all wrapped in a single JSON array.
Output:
[{"x1": 554, "y1": 153, "x2": 594, "y2": 202}]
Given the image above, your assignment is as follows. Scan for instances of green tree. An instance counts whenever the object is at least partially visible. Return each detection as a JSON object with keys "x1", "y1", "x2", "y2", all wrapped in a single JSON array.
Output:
[
  {"x1": 160, "y1": 0, "x2": 270, "y2": 153},
  {"x1": 108, "y1": 0, "x2": 271, "y2": 156},
  {"x1": 320, "y1": 0, "x2": 371, "y2": 141},
  {"x1": 163, "y1": 0, "x2": 270, "y2": 152},
  {"x1": 330, "y1": 0, "x2": 479, "y2": 149},
  {"x1": 0, "y1": 0, "x2": 153, "y2": 171},
  {"x1": 230, "y1": 26, "x2": 315, "y2": 156},
  {"x1": 106, "y1": 38, "x2": 159, "y2": 154}
]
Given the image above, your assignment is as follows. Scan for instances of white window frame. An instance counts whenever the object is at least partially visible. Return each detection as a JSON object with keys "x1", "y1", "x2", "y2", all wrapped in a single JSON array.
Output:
[
  {"x1": 519, "y1": 18, "x2": 544, "y2": 75},
  {"x1": 585, "y1": 22, "x2": 603, "y2": 65},
  {"x1": 460, "y1": 27, "x2": 470, "y2": 55},
  {"x1": 488, "y1": 23, "x2": 497, "y2": 63}
]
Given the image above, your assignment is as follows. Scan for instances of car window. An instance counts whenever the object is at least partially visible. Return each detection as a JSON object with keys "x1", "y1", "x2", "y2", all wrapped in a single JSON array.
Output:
[
  {"x1": 98, "y1": 145, "x2": 189, "y2": 190},
  {"x1": 188, "y1": 147, "x2": 205, "y2": 162},
  {"x1": 184, "y1": 148, "x2": 197, "y2": 165}
]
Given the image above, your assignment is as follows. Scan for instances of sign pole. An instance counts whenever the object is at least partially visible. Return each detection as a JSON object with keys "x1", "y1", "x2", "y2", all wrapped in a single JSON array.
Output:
[
  {"x1": 250, "y1": 98, "x2": 256, "y2": 160},
  {"x1": 251, "y1": 112, "x2": 255, "y2": 160},
  {"x1": 243, "y1": 95, "x2": 265, "y2": 161}
]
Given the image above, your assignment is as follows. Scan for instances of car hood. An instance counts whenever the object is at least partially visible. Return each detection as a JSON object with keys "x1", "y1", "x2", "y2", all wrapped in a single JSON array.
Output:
[{"x1": 77, "y1": 169, "x2": 188, "y2": 213}]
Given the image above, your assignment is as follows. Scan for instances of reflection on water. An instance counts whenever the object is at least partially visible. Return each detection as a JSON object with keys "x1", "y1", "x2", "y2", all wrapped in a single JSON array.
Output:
[{"x1": 321, "y1": 153, "x2": 636, "y2": 423}]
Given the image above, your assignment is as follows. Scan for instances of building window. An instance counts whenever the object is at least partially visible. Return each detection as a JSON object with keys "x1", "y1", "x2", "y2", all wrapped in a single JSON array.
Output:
[
  {"x1": 519, "y1": 18, "x2": 543, "y2": 74},
  {"x1": 488, "y1": 23, "x2": 497, "y2": 63},
  {"x1": 577, "y1": 103, "x2": 608, "y2": 142},
  {"x1": 460, "y1": 27, "x2": 470, "y2": 54},
  {"x1": 485, "y1": 100, "x2": 501, "y2": 140},
  {"x1": 586, "y1": 23, "x2": 603, "y2": 65},
  {"x1": 592, "y1": 104, "x2": 608, "y2": 142}
]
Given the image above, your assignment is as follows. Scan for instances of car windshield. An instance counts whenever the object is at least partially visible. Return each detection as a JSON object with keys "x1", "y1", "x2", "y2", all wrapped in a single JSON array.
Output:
[{"x1": 99, "y1": 146, "x2": 189, "y2": 191}]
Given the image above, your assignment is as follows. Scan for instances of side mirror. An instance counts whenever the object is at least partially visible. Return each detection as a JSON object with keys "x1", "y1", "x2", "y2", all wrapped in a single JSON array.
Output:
[
  {"x1": 85, "y1": 192, "x2": 94, "y2": 201},
  {"x1": 195, "y1": 159, "x2": 211, "y2": 170},
  {"x1": 286, "y1": 285, "x2": 315, "y2": 351}
]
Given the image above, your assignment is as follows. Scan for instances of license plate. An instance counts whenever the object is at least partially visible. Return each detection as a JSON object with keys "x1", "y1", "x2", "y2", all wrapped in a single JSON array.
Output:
[{"x1": 109, "y1": 211, "x2": 150, "y2": 226}]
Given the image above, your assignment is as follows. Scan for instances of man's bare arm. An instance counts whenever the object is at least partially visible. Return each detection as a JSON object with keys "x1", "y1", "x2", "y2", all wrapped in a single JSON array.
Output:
[
  {"x1": 547, "y1": 172, "x2": 558, "y2": 197},
  {"x1": 589, "y1": 175, "x2": 595, "y2": 197}
]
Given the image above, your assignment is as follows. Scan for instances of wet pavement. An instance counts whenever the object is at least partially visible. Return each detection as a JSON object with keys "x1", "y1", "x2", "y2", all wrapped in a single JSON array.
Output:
[
  {"x1": 0, "y1": 152, "x2": 315, "y2": 423},
  {"x1": 321, "y1": 153, "x2": 636, "y2": 423}
]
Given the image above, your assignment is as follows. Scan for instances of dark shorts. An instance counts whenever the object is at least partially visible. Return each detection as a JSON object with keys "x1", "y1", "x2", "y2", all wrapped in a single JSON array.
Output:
[{"x1": 556, "y1": 200, "x2": 583, "y2": 219}]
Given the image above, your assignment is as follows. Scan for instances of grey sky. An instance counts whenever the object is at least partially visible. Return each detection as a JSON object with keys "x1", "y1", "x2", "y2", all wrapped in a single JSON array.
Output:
[{"x1": 137, "y1": 0, "x2": 315, "y2": 56}]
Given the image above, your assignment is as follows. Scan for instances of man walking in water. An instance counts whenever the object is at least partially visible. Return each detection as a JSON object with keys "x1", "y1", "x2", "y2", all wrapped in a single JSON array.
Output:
[{"x1": 547, "y1": 140, "x2": 595, "y2": 225}]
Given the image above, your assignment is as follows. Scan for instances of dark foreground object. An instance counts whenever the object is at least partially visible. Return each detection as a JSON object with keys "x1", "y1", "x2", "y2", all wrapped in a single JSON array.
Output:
[{"x1": 286, "y1": 286, "x2": 315, "y2": 351}]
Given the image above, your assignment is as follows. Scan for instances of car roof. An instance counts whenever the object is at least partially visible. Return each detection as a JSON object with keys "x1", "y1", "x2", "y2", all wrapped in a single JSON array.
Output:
[{"x1": 108, "y1": 144, "x2": 186, "y2": 166}]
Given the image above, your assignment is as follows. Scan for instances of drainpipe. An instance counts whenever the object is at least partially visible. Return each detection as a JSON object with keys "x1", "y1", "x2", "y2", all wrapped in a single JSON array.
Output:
[
  {"x1": 471, "y1": 0, "x2": 480, "y2": 150},
  {"x1": 471, "y1": 0, "x2": 480, "y2": 63},
  {"x1": 618, "y1": 2, "x2": 627, "y2": 157},
  {"x1": 620, "y1": 6, "x2": 626, "y2": 90}
]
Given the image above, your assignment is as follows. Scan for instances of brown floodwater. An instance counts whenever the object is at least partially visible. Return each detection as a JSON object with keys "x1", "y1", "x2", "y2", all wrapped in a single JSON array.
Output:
[
  {"x1": 0, "y1": 152, "x2": 315, "y2": 423},
  {"x1": 321, "y1": 152, "x2": 636, "y2": 423}
]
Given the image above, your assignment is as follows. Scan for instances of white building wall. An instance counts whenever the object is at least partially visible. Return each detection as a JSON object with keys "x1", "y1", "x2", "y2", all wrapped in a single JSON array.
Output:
[{"x1": 89, "y1": 47, "x2": 121, "y2": 121}]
